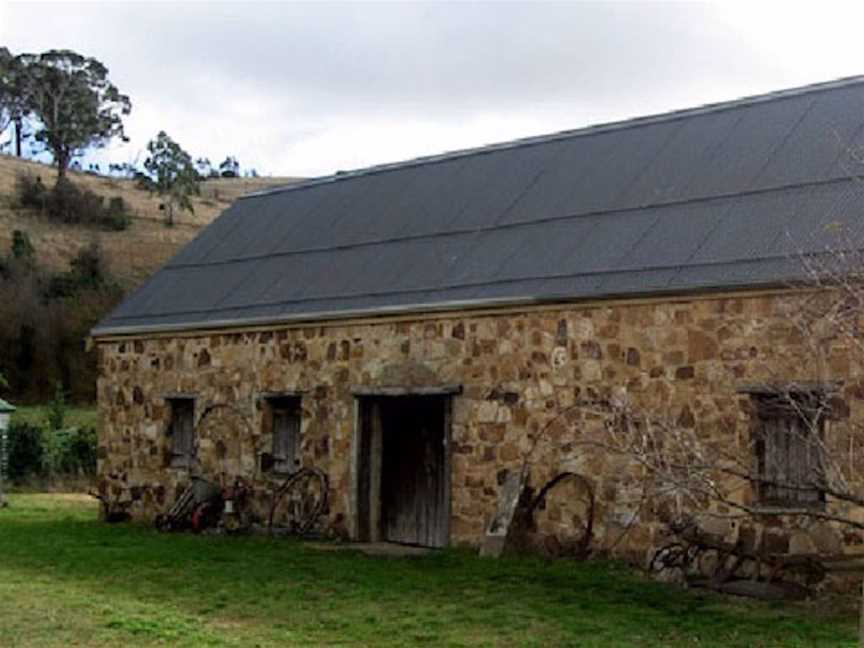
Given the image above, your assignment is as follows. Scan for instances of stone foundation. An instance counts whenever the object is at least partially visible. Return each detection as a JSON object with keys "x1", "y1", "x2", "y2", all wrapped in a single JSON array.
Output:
[{"x1": 95, "y1": 288, "x2": 864, "y2": 560}]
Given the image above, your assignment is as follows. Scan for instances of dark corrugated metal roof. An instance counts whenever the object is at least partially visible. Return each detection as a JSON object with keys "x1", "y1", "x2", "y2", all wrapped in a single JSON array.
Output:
[{"x1": 94, "y1": 76, "x2": 864, "y2": 336}]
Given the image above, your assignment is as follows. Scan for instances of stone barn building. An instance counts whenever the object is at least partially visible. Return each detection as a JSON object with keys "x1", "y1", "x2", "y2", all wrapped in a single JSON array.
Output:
[{"x1": 93, "y1": 77, "x2": 864, "y2": 557}]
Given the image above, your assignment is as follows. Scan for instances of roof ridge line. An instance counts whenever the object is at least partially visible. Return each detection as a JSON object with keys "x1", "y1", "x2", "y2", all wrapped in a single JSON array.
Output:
[{"x1": 241, "y1": 74, "x2": 864, "y2": 200}]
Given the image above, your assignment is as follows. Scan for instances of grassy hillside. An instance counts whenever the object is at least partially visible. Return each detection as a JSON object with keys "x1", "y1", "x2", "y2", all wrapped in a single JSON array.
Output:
[
  {"x1": 0, "y1": 155, "x2": 300, "y2": 403},
  {"x1": 0, "y1": 154, "x2": 300, "y2": 288}
]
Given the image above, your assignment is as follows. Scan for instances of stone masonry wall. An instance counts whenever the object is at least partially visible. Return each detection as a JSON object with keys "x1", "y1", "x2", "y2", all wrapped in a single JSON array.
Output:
[{"x1": 96, "y1": 288, "x2": 864, "y2": 560}]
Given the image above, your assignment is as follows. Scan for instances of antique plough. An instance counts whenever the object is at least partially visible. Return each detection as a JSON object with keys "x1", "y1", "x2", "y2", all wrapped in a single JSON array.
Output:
[
  {"x1": 155, "y1": 476, "x2": 222, "y2": 532},
  {"x1": 649, "y1": 518, "x2": 829, "y2": 599}
]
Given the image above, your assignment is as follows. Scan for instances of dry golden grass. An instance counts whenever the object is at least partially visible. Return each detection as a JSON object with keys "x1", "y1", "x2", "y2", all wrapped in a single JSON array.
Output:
[{"x1": 0, "y1": 154, "x2": 301, "y2": 288}]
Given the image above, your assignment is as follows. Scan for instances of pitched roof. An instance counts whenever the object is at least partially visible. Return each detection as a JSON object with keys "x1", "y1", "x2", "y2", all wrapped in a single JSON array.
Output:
[{"x1": 94, "y1": 76, "x2": 864, "y2": 337}]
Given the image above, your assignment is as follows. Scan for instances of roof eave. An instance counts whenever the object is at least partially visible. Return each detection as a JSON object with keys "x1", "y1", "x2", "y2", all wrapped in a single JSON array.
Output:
[{"x1": 90, "y1": 280, "x2": 807, "y2": 340}]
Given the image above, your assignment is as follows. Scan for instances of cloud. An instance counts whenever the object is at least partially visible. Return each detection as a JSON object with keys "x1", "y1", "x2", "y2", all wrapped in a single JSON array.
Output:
[{"x1": 2, "y1": 1, "x2": 864, "y2": 176}]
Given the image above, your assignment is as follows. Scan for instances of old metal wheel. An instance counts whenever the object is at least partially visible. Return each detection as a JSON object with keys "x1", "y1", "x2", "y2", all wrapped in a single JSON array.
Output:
[{"x1": 268, "y1": 467, "x2": 329, "y2": 536}]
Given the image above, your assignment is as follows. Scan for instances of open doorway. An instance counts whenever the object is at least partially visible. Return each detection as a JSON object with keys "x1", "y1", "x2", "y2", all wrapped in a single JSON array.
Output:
[{"x1": 355, "y1": 395, "x2": 451, "y2": 548}]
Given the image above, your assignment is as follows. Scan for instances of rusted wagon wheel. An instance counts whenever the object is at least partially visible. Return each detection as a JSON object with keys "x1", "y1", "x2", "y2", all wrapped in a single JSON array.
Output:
[
  {"x1": 650, "y1": 543, "x2": 699, "y2": 573},
  {"x1": 193, "y1": 403, "x2": 257, "y2": 479},
  {"x1": 268, "y1": 467, "x2": 329, "y2": 536}
]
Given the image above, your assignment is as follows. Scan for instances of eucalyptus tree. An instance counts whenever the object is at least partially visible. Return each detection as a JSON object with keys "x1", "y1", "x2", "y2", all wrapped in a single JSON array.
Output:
[
  {"x1": 19, "y1": 49, "x2": 130, "y2": 181},
  {"x1": 140, "y1": 131, "x2": 200, "y2": 227},
  {"x1": 0, "y1": 47, "x2": 32, "y2": 157}
]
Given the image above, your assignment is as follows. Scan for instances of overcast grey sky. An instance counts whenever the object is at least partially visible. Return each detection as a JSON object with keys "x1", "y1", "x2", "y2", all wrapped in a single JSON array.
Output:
[{"x1": 2, "y1": 1, "x2": 864, "y2": 178}]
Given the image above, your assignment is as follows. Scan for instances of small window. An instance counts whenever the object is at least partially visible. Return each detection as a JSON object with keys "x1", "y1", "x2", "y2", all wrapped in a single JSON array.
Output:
[
  {"x1": 751, "y1": 390, "x2": 827, "y2": 509},
  {"x1": 167, "y1": 398, "x2": 195, "y2": 468},
  {"x1": 264, "y1": 397, "x2": 301, "y2": 474}
]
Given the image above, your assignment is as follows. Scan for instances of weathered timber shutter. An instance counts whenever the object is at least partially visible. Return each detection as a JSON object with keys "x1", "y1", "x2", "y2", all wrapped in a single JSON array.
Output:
[
  {"x1": 756, "y1": 395, "x2": 823, "y2": 507},
  {"x1": 170, "y1": 399, "x2": 195, "y2": 467},
  {"x1": 273, "y1": 406, "x2": 300, "y2": 473}
]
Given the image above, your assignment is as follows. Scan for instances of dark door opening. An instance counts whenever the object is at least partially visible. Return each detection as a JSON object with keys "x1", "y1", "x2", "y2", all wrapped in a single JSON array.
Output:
[{"x1": 356, "y1": 395, "x2": 451, "y2": 548}]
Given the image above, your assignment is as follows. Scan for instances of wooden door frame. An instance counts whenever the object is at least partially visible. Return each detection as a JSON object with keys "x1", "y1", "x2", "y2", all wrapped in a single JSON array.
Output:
[{"x1": 351, "y1": 391, "x2": 453, "y2": 547}]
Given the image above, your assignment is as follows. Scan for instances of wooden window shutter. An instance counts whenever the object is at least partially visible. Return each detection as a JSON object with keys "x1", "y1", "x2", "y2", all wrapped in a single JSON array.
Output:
[
  {"x1": 754, "y1": 392, "x2": 825, "y2": 508},
  {"x1": 169, "y1": 399, "x2": 195, "y2": 468},
  {"x1": 273, "y1": 408, "x2": 300, "y2": 473},
  {"x1": 266, "y1": 396, "x2": 301, "y2": 474}
]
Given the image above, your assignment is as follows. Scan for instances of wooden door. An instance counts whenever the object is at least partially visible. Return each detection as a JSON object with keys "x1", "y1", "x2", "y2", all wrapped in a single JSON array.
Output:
[{"x1": 380, "y1": 397, "x2": 448, "y2": 547}]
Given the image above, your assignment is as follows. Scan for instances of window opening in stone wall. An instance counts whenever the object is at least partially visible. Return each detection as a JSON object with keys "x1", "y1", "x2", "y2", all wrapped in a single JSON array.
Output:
[
  {"x1": 264, "y1": 396, "x2": 301, "y2": 474},
  {"x1": 751, "y1": 389, "x2": 828, "y2": 509},
  {"x1": 167, "y1": 398, "x2": 195, "y2": 468}
]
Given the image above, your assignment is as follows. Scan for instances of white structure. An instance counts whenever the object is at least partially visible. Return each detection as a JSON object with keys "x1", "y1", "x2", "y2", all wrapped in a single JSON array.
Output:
[{"x1": 0, "y1": 398, "x2": 15, "y2": 505}]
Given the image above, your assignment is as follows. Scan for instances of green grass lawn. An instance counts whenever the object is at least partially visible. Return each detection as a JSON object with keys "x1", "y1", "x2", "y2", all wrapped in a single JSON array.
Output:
[
  {"x1": 11, "y1": 404, "x2": 98, "y2": 429},
  {"x1": 0, "y1": 494, "x2": 856, "y2": 647}
]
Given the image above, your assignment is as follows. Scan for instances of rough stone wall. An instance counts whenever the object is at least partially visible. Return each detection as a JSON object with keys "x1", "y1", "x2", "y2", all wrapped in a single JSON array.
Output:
[{"x1": 96, "y1": 288, "x2": 864, "y2": 558}]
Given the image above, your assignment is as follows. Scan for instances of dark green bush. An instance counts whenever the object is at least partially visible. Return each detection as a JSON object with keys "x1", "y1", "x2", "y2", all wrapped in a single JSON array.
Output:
[
  {"x1": 101, "y1": 196, "x2": 131, "y2": 230},
  {"x1": 7, "y1": 422, "x2": 44, "y2": 481},
  {"x1": 6, "y1": 422, "x2": 97, "y2": 482},
  {"x1": 15, "y1": 174, "x2": 131, "y2": 231},
  {"x1": 11, "y1": 230, "x2": 35, "y2": 263},
  {"x1": 46, "y1": 177, "x2": 105, "y2": 225},
  {"x1": 14, "y1": 173, "x2": 48, "y2": 210},
  {"x1": 68, "y1": 427, "x2": 97, "y2": 474},
  {"x1": 45, "y1": 243, "x2": 114, "y2": 299},
  {"x1": 0, "y1": 234, "x2": 124, "y2": 403},
  {"x1": 46, "y1": 382, "x2": 67, "y2": 431},
  {"x1": 43, "y1": 427, "x2": 96, "y2": 476}
]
